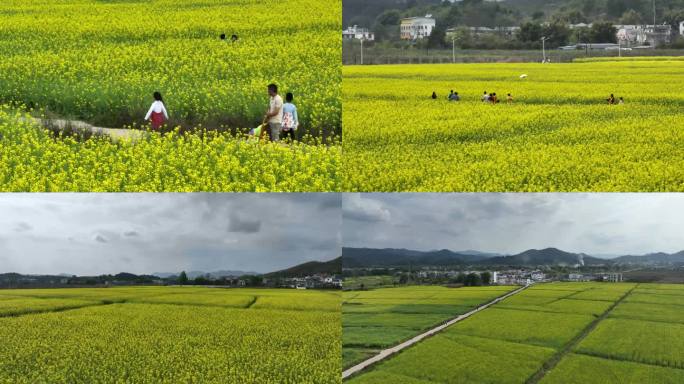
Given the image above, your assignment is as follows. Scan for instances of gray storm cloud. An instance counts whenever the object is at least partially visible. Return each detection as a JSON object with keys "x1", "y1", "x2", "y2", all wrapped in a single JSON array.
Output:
[
  {"x1": 343, "y1": 193, "x2": 684, "y2": 256},
  {"x1": 0, "y1": 194, "x2": 341, "y2": 275}
]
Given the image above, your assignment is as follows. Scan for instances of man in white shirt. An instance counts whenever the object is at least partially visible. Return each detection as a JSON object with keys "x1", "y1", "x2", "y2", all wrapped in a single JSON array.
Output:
[{"x1": 264, "y1": 83, "x2": 283, "y2": 142}]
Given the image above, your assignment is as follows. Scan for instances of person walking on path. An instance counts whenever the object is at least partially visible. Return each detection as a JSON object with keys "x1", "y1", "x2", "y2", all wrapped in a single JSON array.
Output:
[
  {"x1": 281, "y1": 92, "x2": 299, "y2": 142},
  {"x1": 264, "y1": 83, "x2": 283, "y2": 142},
  {"x1": 144, "y1": 91, "x2": 169, "y2": 130}
]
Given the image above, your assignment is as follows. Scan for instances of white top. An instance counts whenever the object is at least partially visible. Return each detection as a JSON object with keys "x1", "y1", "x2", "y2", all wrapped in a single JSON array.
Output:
[
  {"x1": 145, "y1": 100, "x2": 169, "y2": 120},
  {"x1": 268, "y1": 94, "x2": 284, "y2": 124}
]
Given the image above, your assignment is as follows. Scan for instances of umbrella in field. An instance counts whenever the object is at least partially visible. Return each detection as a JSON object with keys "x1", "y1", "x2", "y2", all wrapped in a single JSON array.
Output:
[{"x1": 520, "y1": 74, "x2": 528, "y2": 79}]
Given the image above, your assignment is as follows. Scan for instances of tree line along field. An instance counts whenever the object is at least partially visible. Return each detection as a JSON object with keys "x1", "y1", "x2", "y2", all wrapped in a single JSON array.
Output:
[
  {"x1": 0, "y1": 0, "x2": 340, "y2": 192},
  {"x1": 346, "y1": 282, "x2": 684, "y2": 384},
  {"x1": 0, "y1": 287, "x2": 341, "y2": 383},
  {"x1": 342, "y1": 285, "x2": 516, "y2": 369},
  {"x1": 342, "y1": 58, "x2": 684, "y2": 192}
]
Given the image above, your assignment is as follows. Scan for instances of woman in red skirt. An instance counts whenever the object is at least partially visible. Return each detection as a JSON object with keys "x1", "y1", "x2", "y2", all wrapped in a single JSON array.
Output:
[{"x1": 144, "y1": 91, "x2": 169, "y2": 129}]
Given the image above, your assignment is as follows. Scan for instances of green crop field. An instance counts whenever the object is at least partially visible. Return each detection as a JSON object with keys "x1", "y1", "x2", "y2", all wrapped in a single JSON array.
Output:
[
  {"x1": 343, "y1": 59, "x2": 684, "y2": 192},
  {"x1": 346, "y1": 282, "x2": 684, "y2": 384},
  {"x1": 0, "y1": 0, "x2": 341, "y2": 192},
  {"x1": 342, "y1": 285, "x2": 515, "y2": 369},
  {"x1": 0, "y1": 287, "x2": 341, "y2": 383}
]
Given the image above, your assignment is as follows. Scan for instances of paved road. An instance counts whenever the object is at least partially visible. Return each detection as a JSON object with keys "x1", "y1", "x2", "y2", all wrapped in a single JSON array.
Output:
[{"x1": 342, "y1": 284, "x2": 531, "y2": 380}]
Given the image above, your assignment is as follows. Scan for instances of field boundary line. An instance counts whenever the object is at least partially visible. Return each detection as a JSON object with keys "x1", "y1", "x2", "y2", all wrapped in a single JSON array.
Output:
[
  {"x1": 573, "y1": 350, "x2": 684, "y2": 372},
  {"x1": 0, "y1": 300, "x2": 120, "y2": 319},
  {"x1": 342, "y1": 284, "x2": 531, "y2": 380},
  {"x1": 245, "y1": 296, "x2": 258, "y2": 309},
  {"x1": 525, "y1": 284, "x2": 639, "y2": 384}
]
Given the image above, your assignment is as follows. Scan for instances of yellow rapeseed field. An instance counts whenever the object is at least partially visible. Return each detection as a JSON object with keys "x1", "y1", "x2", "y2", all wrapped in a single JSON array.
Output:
[
  {"x1": 0, "y1": 0, "x2": 341, "y2": 192},
  {"x1": 343, "y1": 60, "x2": 684, "y2": 191}
]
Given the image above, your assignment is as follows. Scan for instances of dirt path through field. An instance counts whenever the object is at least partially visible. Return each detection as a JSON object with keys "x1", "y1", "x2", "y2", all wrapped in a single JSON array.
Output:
[
  {"x1": 25, "y1": 117, "x2": 146, "y2": 141},
  {"x1": 342, "y1": 284, "x2": 531, "y2": 380}
]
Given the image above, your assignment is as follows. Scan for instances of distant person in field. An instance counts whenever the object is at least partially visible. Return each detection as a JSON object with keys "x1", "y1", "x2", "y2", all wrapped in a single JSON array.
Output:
[
  {"x1": 449, "y1": 92, "x2": 460, "y2": 101},
  {"x1": 482, "y1": 91, "x2": 490, "y2": 102},
  {"x1": 144, "y1": 91, "x2": 169, "y2": 130},
  {"x1": 448, "y1": 90, "x2": 454, "y2": 100},
  {"x1": 607, "y1": 94, "x2": 616, "y2": 105},
  {"x1": 507, "y1": 93, "x2": 513, "y2": 103},
  {"x1": 618, "y1": 97, "x2": 624, "y2": 104},
  {"x1": 431, "y1": 91, "x2": 437, "y2": 99},
  {"x1": 281, "y1": 92, "x2": 299, "y2": 142},
  {"x1": 489, "y1": 93, "x2": 498, "y2": 104},
  {"x1": 220, "y1": 33, "x2": 239, "y2": 43},
  {"x1": 264, "y1": 83, "x2": 284, "y2": 142}
]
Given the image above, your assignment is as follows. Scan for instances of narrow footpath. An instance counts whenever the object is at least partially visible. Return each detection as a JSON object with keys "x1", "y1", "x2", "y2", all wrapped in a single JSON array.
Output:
[{"x1": 23, "y1": 117, "x2": 146, "y2": 141}]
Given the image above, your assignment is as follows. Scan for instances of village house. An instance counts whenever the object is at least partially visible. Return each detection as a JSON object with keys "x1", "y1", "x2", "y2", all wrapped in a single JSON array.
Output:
[
  {"x1": 343, "y1": 25, "x2": 375, "y2": 41},
  {"x1": 400, "y1": 15, "x2": 436, "y2": 40},
  {"x1": 615, "y1": 24, "x2": 673, "y2": 46}
]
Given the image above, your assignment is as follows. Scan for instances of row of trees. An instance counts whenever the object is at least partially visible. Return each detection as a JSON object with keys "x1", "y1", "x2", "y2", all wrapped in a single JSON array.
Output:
[
  {"x1": 361, "y1": 0, "x2": 684, "y2": 49},
  {"x1": 176, "y1": 271, "x2": 264, "y2": 286}
]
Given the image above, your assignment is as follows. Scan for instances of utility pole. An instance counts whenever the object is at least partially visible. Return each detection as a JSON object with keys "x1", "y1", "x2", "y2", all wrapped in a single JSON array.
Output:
[
  {"x1": 452, "y1": 37, "x2": 456, "y2": 63},
  {"x1": 653, "y1": 0, "x2": 657, "y2": 49},
  {"x1": 360, "y1": 37, "x2": 364, "y2": 65},
  {"x1": 541, "y1": 36, "x2": 547, "y2": 62}
]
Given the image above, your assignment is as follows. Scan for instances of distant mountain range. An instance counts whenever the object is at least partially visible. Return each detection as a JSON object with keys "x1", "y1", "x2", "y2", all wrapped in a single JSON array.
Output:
[
  {"x1": 265, "y1": 257, "x2": 341, "y2": 278},
  {"x1": 343, "y1": 247, "x2": 684, "y2": 268},
  {"x1": 1, "y1": 257, "x2": 340, "y2": 284}
]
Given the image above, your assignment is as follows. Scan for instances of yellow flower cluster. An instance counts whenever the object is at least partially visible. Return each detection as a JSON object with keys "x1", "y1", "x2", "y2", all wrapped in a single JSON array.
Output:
[
  {"x1": 0, "y1": 109, "x2": 340, "y2": 191},
  {"x1": 342, "y1": 60, "x2": 684, "y2": 191}
]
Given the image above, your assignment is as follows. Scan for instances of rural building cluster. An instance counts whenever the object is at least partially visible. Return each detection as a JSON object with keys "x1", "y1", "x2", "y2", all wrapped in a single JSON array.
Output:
[{"x1": 344, "y1": 15, "x2": 684, "y2": 48}]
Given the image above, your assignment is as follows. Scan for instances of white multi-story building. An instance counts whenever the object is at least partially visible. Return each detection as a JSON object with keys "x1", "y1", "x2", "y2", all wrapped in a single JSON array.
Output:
[
  {"x1": 400, "y1": 15, "x2": 436, "y2": 40},
  {"x1": 615, "y1": 24, "x2": 673, "y2": 46},
  {"x1": 600, "y1": 273, "x2": 623, "y2": 282},
  {"x1": 343, "y1": 25, "x2": 375, "y2": 41}
]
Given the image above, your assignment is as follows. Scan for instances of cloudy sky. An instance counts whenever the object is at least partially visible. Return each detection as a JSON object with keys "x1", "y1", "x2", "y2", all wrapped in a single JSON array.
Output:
[
  {"x1": 0, "y1": 194, "x2": 341, "y2": 275},
  {"x1": 343, "y1": 194, "x2": 684, "y2": 257}
]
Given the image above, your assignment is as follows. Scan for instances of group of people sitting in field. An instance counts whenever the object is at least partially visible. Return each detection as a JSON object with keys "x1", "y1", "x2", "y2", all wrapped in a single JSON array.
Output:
[
  {"x1": 607, "y1": 94, "x2": 625, "y2": 105},
  {"x1": 143, "y1": 83, "x2": 299, "y2": 143},
  {"x1": 481, "y1": 91, "x2": 513, "y2": 104},
  {"x1": 431, "y1": 90, "x2": 513, "y2": 104}
]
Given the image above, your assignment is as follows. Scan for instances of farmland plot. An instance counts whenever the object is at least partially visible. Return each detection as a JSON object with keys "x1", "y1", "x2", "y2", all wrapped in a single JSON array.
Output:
[
  {"x1": 342, "y1": 60, "x2": 684, "y2": 192},
  {"x1": 0, "y1": 287, "x2": 341, "y2": 383},
  {"x1": 0, "y1": 0, "x2": 341, "y2": 192},
  {"x1": 342, "y1": 286, "x2": 514, "y2": 368},
  {"x1": 345, "y1": 283, "x2": 642, "y2": 383}
]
